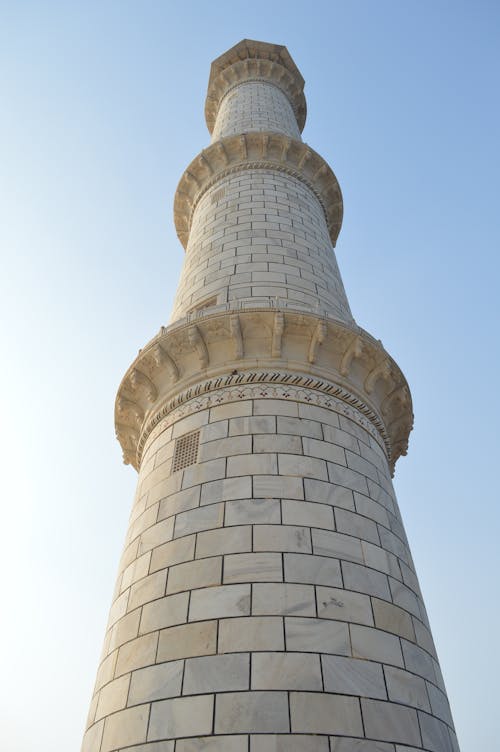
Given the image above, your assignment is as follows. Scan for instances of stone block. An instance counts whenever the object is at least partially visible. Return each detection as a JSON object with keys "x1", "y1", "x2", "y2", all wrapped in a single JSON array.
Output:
[
  {"x1": 199, "y1": 419, "x2": 228, "y2": 443},
  {"x1": 115, "y1": 632, "x2": 158, "y2": 677},
  {"x1": 228, "y1": 452, "x2": 277, "y2": 476},
  {"x1": 101, "y1": 705, "x2": 149, "y2": 751},
  {"x1": 128, "y1": 660, "x2": 184, "y2": 704},
  {"x1": 139, "y1": 592, "x2": 189, "y2": 634},
  {"x1": 81, "y1": 721, "x2": 104, "y2": 752},
  {"x1": 157, "y1": 620, "x2": 217, "y2": 662},
  {"x1": 426, "y1": 682, "x2": 454, "y2": 726},
  {"x1": 172, "y1": 410, "x2": 209, "y2": 438},
  {"x1": 254, "y1": 433, "x2": 302, "y2": 453},
  {"x1": 282, "y1": 499, "x2": 334, "y2": 529},
  {"x1": 182, "y1": 458, "x2": 226, "y2": 489},
  {"x1": 138, "y1": 518, "x2": 174, "y2": 555},
  {"x1": 108, "y1": 610, "x2": 141, "y2": 654},
  {"x1": 224, "y1": 552, "x2": 283, "y2": 583},
  {"x1": 384, "y1": 665, "x2": 431, "y2": 711},
  {"x1": 226, "y1": 498, "x2": 281, "y2": 525},
  {"x1": 322, "y1": 425, "x2": 360, "y2": 451},
  {"x1": 327, "y1": 463, "x2": 369, "y2": 494},
  {"x1": 95, "y1": 674, "x2": 130, "y2": 720},
  {"x1": 335, "y1": 508, "x2": 379, "y2": 545},
  {"x1": 290, "y1": 692, "x2": 363, "y2": 735},
  {"x1": 251, "y1": 735, "x2": 329, "y2": 752},
  {"x1": 150, "y1": 534, "x2": 195, "y2": 572},
  {"x1": 148, "y1": 694, "x2": 214, "y2": 740},
  {"x1": 278, "y1": 453, "x2": 328, "y2": 481},
  {"x1": 316, "y1": 586, "x2": 373, "y2": 626},
  {"x1": 253, "y1": 524, "x2": 311, "y2": 553},
  {"x1": 215, "y1": 691, "x2": 289, "y2": 733},
  {"x1": 322, "y1": 655, "x2": 386, "y2": 699},
  {"x1": 252, "y1": 652, "x2": 322, "y2": 690},
  {"x1": 199, "y1": 434, "x2": 251, "y2": 462},
  {"x1": 401, "y1": 639, "x2": 437, "y2": 682},
  {"x1": 284, "y1": 552, "x2": 342, "y2": 587},
  {"x1": 200, "y1": 476, "x2": 251, "y2": 505},
  {"x1": 418, "y1": 711, "x2": 455, "y2": 752},
  {"x1": 330, "y1": 741, "x2": 394, "y2": 752},
  {"x1": 253, "y1": 582, "x2": 315, "y2": 616},
  {"x1": 196, "y1": 525, "x2": 251, "y2": 558},
  {"x1": 173, "y1": 502, "x2": 224, "y2": 538},
  {"x1": 372, "y1": 598, "x2": 415, "y2": 641},
  {"x1": 297, "y1": 403, "x2": 340, "y2": 427},
  {"x1": 354, "y1": 492, "x2": 390, "y2": 526},
  {"x1": 209, "y1": 400, "x2": 253, "y2": 421},
  {"x1": 303, "y1": 437, "x2": 346, "y2": 465},
  {"x1": 189, "y1": 583, "x2": 251, "y2": 620},
  {"x1": 361, "y1": 541, "x2": 400, "y2": 579},
  {"x1": 253, "y1": 475, "x2": 304, "y2": 499},
  {"x1": 351, "y1": 625, "x2": 404, "y2": 667},
  {"x1": 183, "y1": 653, "x2": 250, "y2": 694},
  {"x1": 166, "y1": 556, "x2": 222, "y2": 594},
  {"x1": 218, "y1": 616, "x2": 284, "y2": 653},
  {"x1": 341, "y1": 561, "x2": 391, "y2": 600},
  {"x1": 128, "y1": 570, "x2": 167, "y2": 611},
  {"x1": 277, "y1": 415, "x2": 322, "y2": 438},
  {"x1": 229, "y1": 415, "x2": 276, "y2": 435},
  {"x1": 312, "y1": 529, "x2": 363, "y2": 563},
  {"x1": 304, "y1": 478, "x2": 355, "y2": 510},
  {"x1": 158, "y1": 485, "x2": 201, "y2": 521},
  {"x1": 361, "y1": 699, "x2": 421, "y2": 746},
  {"x1": 177, "y1": 737, "x2": 248, "y2": 752},
  {"x1": 285, "y1": 616, "x2": 350, "y2": 655}
]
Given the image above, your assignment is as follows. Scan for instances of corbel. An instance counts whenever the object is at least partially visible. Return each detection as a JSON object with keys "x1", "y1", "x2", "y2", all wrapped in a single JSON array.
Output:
[
  {"x1": 153, "y1": 343, "x2": 179, "y2": 382},
  {"x1": 261, "y1": 133, "x2": 269, "y2": 159},
  {"x1": 280, "y1": 137, "x2": 291, "y2": 162},
  {"x1": 115, "y1": 422, "x2": 139, "y2": 446},
  {"x1": 129, "y1": 368, "x2": 158, "y2": 403},
  {"x1": 239, "y1": 134, "x2": 248, "y2": 160},
  {"x1": 364, "y1": 359, "x2": 392, "y2": 395},
  {"x1": 199, "y1": 151, "x2": 213, "y2": 175},
  {"x1": 185, "y1": 170, "x2": 200, "y2": 189},
  {"x1": 217, "y1": 142, "x2": 229, "y2": 166},
  {"x1": 230, "y1": 314, "x2": 243, "y2": 359},
  {"x1": 297, "y1": 148, "x2": 311, "y2": 170},
  {"x1": 116, "y1": 397, "x2": 144, "y2": 424},
  {"x1": 340, "y1": 336, "x2": 364, "y2": 377},
  {"x1": 381, "y1": 384, "x2": 410, "y2": 416},
  {"x1": 308, "y1": 320, "x2": 327, "y2": 364},
  {"x1": 272, "y1": 311, "x2": 285, "y2": 357},
  {"x1": 188, "y1": 325, "x2": 209, "y2": 368}
]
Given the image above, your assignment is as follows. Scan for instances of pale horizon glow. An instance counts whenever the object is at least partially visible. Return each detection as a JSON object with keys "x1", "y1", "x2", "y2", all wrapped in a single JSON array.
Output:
[{"x1": 1, "y1": 3, "x2": 499, "y2": 751}]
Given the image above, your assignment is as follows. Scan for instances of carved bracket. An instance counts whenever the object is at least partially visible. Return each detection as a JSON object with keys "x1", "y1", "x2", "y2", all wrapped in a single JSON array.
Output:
[{"x1": 188, "y1": 325, "x2": 209, "y2": 368}]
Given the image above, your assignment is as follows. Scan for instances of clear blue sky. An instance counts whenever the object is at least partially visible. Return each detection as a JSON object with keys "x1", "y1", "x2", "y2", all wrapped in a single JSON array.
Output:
[{"x1": 1, "y1": 2, "x2": 498, "y2": 750}]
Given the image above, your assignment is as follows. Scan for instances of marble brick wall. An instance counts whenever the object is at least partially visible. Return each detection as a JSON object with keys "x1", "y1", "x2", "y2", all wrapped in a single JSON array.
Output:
[
  {"x1": 82, "y1": 393, "x2": 458, "y2": 752},
  {"x1": 170, "y1": 170, "x2": 352, "y2": 323}
]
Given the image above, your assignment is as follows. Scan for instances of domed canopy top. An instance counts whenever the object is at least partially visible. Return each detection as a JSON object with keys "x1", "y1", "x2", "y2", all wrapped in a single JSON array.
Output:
[{"x1": 205, "y1": 39, "x2": 307, "y2": 134}]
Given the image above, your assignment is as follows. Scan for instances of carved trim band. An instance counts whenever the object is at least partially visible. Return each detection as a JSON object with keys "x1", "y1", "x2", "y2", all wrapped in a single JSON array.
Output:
[{"x1": 140, "y1": 371, "x2": 388, "y2": 469}]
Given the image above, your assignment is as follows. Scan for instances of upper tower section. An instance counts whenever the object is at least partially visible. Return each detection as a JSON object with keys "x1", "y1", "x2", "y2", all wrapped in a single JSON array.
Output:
[
  {"x1": 172, "y1": 40, "x2": 348, "y2": 322},
  {"x1": 205, "y1": 39, "x2": 306, "y2": 140}
]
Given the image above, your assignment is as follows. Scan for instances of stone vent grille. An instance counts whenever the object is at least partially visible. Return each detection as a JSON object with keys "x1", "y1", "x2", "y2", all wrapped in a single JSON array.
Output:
[
  {"x1": 172, "y1": 430, "x2": 200, "y2": 473},
  {"x1": 211, "y1": 186, "x2": 226, "y2": 204}
]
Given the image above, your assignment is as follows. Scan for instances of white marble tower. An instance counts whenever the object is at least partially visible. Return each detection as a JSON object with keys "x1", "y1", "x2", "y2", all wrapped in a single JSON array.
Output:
[{"x1": 82, "y1": 40, "x2": 460, "y2": 752}]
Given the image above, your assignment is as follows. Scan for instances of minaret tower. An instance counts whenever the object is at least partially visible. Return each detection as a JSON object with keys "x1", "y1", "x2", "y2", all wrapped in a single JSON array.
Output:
[{"x1": 82, "y1": 40, "x2": 460, "y2": 752}]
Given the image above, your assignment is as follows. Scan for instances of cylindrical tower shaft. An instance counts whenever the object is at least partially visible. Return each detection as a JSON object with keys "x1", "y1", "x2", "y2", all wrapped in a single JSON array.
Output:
[{"x1": 82, "y1": 39, "x2": 460, "y2": 752}]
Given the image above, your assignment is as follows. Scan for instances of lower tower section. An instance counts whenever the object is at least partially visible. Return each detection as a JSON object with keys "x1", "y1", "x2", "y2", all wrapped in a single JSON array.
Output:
[{"x1": 82, "y1": 309, "x2": 458, "y2": 752}]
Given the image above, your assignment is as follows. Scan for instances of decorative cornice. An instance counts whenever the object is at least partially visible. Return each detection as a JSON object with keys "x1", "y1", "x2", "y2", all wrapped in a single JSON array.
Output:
[
  {"x1": 115, "y1": 308, "x2": 413, "y2": 475},
  {"x1": 174, "y1": 131, "x2": 343, "y2": 248},
  {"x1": 206, "y1": 39, "x2": 306, "y2": 133}
]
